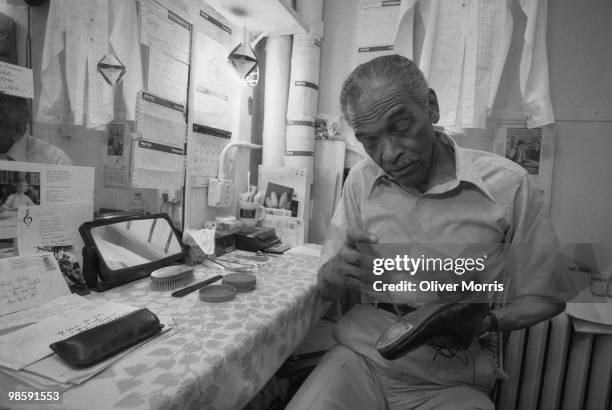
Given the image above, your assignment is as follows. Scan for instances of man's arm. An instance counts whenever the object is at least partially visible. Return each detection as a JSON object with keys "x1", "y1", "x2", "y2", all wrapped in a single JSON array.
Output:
[
  {"x1": 480, "y1": 173, "x2": 571, "y2": 333},
  {"x1": 317, "y1": 254, "x2": 345, "y2": 302}
]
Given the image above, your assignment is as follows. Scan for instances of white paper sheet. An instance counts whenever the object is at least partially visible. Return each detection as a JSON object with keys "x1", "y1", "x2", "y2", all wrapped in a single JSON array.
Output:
[
  {"x1": 0, "y1": 255, "x2": 70, "y2": 318},
  {"x1": 0, "y1": 322, "x2": 175, "y2": 391},
  {"x1": 147, "y1": 48, "x2": 189, "y2": 106},
  {"x1": 0, "y1": 294, "x2": 84, "y2": 332},
  {"x1": 0, "y1": 62, "x2": 34, "y2": 99},
  {"x1": 137, "y1": 92, "x2": 186, "y2": 149},
  {"x1": 354, "y1": 0, "x2": 401, "y2": 66},
  {"x1": 0, "y1": 162, "x2": 94, "y2": 240},
  {"x1": 187, "y1": 124, "x2": 231, "y2": 186},
  {"x1": 192, "y1": 33, "x2": 238, "y2": 132},
  {"x1": 24, "y1": 323, "x2": 175, "y2": 385},
  {"x1": 0, "y1": 298, "x2": 137, "y2": 370},
  {"x1": 131, "y1": 140, "x2": 185, "y2": 190},
  {"x1": 16, "y1": 202, "x2": 92, "y2": 291},
  {"x1": 198, "y1": 5, "x2": 234, "y2": 49},
  {"x1": 140, "y1": 0, "x2": 191, "y2": 64}
]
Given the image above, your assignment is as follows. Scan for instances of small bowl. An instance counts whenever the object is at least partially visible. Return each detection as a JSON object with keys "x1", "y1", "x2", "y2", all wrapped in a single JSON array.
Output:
[
  {"x1": 222, "y1": 273, "x2": 256, "y2": 292},
  {"x1": 199, "y1": 285, "x2": 236, "y2": 303}
]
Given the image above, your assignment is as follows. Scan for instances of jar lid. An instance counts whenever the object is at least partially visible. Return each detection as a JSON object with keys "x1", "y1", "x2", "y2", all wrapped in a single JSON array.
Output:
[
  {"x1": 199, "y1": 285, "x2": 236, "y2": 302},
  {"x1": 222, "y1": 273, "x2": 256, "y2": 292}
]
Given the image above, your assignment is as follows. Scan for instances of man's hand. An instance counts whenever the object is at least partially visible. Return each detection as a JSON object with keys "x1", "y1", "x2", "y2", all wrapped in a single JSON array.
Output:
[{"x1": 317, "y1": 229, "x2": 379, "y2": 301}]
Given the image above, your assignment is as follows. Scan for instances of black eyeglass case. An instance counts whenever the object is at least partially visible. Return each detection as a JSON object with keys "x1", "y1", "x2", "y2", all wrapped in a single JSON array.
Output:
[{"x1": 49, "y1": 308, "x2": 163, "y2": 367}]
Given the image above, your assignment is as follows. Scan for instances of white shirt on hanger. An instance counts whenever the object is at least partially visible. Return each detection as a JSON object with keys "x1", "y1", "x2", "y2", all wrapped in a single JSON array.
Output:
[
  {"x1": 37, "y1": 0, "x2": 143, "y2": 129},
  {"x1": 394, "y1": 0, "x2": 554, "y2": 131}
]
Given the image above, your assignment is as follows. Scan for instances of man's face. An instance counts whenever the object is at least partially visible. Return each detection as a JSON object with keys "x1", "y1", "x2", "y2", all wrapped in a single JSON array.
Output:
[{"x1": 348, "y1": 81, "x2": 438, "y2": 188}]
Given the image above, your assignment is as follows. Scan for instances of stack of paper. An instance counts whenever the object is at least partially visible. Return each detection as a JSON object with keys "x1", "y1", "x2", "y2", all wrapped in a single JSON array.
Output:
[
  {"x1": 0, "y1": 294, "x2": 174, "y2": 391},
  {"x1": 567, "y1": 301, "x2": 612, "y2": 334}
]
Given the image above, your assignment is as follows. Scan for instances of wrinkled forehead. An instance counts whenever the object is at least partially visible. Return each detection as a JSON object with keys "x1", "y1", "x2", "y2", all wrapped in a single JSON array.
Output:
[{"x1": 346, "y1": 82, "x2": 418, "y2": 130}]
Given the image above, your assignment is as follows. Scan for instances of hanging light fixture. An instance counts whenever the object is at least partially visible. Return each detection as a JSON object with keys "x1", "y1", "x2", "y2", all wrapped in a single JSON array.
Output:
[{"x1": 227, "y1": 0, "x2": 259, "y2": 86}]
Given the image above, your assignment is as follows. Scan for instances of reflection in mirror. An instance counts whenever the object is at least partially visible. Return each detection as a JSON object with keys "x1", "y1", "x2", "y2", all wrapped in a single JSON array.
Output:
[{"x1": 91, "y1": 217, "x2": 182, "y2": 270}]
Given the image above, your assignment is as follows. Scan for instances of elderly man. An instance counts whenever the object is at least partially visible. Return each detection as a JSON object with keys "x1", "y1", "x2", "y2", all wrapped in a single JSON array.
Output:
[
  {"x1": 287, "y1": 55, "x2": 567, "y2": 409},
  {"x1": 0, "y1": 94, "x2": 72, "y2": 165}
]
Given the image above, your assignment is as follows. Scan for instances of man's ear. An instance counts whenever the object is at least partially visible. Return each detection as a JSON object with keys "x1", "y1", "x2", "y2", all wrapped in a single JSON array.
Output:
[{"x1": 427, "y1": 89, "x2": 440, "y2": 124}]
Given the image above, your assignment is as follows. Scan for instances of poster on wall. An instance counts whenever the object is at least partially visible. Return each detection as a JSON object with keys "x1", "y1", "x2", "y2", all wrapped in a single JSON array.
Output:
[
  {"x1": 0, "y1": 162, "x2": 94, "y2": 241},
  {"x1": 494, "y1": 122, "x2": 556, "y2": 210}
]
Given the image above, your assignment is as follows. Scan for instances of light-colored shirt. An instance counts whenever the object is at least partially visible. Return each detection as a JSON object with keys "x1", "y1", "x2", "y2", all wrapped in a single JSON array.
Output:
[
  {"x1": 6, "y1": 135, "x2": 73, "y2": 165},
  {"x1": 322, "y1": 132, "x2": 569, "y2": 382},
  {"x1": 1, "y1": 193, "x2": 34, "y2": 210},
  {"x1": 37, "y1": 0, "x2": 142, "y2": 128},
  {"x1": 321, "y1": 133, "x2": 568, "y2": 303},
  {"x1": 394, "y1": 0, "x2": 554, "y2": 130}
]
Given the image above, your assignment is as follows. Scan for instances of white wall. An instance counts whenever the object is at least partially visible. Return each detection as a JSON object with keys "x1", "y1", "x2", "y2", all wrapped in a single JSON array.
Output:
[{"x1": 318, "y1": 0, "x2": 612, "y2": 242}]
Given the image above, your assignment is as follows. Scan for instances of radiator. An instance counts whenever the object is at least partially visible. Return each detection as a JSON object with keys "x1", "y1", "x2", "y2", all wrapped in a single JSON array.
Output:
[{"x1": 495, "y1": 312, "x2": 612, "y2": 410}]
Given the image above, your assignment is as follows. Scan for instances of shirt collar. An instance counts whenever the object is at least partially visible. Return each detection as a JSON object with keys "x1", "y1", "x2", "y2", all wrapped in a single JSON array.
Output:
[
  {"x1": 6, "y1": 135, "x2": 28, "y2": 162},
  {"x1": 367, "y1": 132, "x2": 495, "y2": 202}
]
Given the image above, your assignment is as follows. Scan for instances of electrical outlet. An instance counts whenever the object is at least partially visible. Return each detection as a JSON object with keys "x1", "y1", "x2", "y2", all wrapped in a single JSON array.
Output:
[{"x1": 208, "y1": 179, "x2": 233, "y2": 207}]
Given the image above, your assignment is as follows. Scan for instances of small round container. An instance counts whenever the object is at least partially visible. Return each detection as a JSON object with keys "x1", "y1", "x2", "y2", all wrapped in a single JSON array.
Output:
[
  {"x1": 199, "y1": 285, "x2": 236, "y2": 303},
  {"x1": 222, "y1": 273, "x2": 256, "y2": 292}
]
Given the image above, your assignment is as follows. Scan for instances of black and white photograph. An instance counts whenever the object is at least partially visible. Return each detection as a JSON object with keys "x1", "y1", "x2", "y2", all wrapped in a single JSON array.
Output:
[
  {"x1": 36, "y1": 244, "x2": 87, "y2": 294},
  {"x1": 0, "y1": 0, "x2": 610, "y2": 409},
  {"x1": 504, "y1": 127, "x2": 542, "y2": 175},
  {"x1": 106, "y1": 122, "x2": 126, "y2": 157},
  {"x1": 0, "y1": 170, "x2": 40, "y2": 218}
]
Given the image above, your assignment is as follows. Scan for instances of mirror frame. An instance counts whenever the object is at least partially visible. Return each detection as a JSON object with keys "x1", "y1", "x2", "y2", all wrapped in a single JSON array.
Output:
[{"x1": 79, "y1": 213, "x2": 187, "y2": 291}]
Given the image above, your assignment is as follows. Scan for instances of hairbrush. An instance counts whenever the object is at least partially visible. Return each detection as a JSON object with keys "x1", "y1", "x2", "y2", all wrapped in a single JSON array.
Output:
[{"x1": 150, "y1": 265, "x2": 195, "y2": 291}]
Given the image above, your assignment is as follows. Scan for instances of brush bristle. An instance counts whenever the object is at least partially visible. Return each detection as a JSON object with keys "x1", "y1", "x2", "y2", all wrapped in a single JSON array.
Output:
[{"x1": 150, "y1": 266, "x2": 195, "y2": 291}]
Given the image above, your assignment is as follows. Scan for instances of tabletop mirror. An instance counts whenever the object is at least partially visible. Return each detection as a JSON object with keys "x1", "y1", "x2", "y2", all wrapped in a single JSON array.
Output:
[{"x1": 79, "y1": 213, "x2": 187, "y2": 291}]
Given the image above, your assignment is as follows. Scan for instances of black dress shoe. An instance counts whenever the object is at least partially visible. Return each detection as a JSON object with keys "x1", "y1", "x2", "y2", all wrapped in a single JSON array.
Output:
[{"x1": 376, "y1": 301, "x2": 489, "y2": 360}]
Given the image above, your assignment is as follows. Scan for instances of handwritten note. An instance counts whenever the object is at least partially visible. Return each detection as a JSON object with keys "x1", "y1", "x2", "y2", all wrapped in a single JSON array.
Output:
[
  {"x1": 0, "y1": 62, "x2": 34, "y2": 99},
  {"x1": 0, "y1": 298, "x2": 137, "y2": 370},
  {"x1": 0, "y1": 255, "x2": 70, "y2": 317},
  {"x1": 17, "y1": 203, "x2": 92, "y2": 255},
  {"x1": 0, "y1": 294, "x2": 85, "y2": 332}
]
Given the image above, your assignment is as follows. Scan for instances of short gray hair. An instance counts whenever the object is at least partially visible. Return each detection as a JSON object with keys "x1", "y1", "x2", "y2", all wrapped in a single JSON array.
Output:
[{"x1": 340, "y1": 55, "x2": 429, "y2": 126}]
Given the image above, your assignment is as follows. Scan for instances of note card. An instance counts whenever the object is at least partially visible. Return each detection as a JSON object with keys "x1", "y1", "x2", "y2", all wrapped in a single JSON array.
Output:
[
  {"x1": 0, "y1": 62, "x2": 34, "y2": 99},
  {"x1": 17, "y1": 202, "x2": 93, "y2": 293},
  {"x1": 0, "y1": 255, "x2": 70, "y2": 318}
]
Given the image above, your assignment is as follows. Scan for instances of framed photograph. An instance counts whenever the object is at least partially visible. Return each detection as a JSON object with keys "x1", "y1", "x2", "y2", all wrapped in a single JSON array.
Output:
[
  {"x1": 103, "y1": 121, "x2": 131, "y2": 187},
  {"x1": 493, "y1": 121, "x2": 556, "y2": 210},
  {"x1": 264, "y1": 182, "x2": 295, "y2": 215},
  {"x1": 107, "y1": 122, "x2": 128, "y2": 157}
]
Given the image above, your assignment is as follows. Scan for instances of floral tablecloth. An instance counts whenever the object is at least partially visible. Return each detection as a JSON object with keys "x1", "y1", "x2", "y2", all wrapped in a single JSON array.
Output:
[{"x1": 43, "y1": 253, "x2": 324, "y2": 409}]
